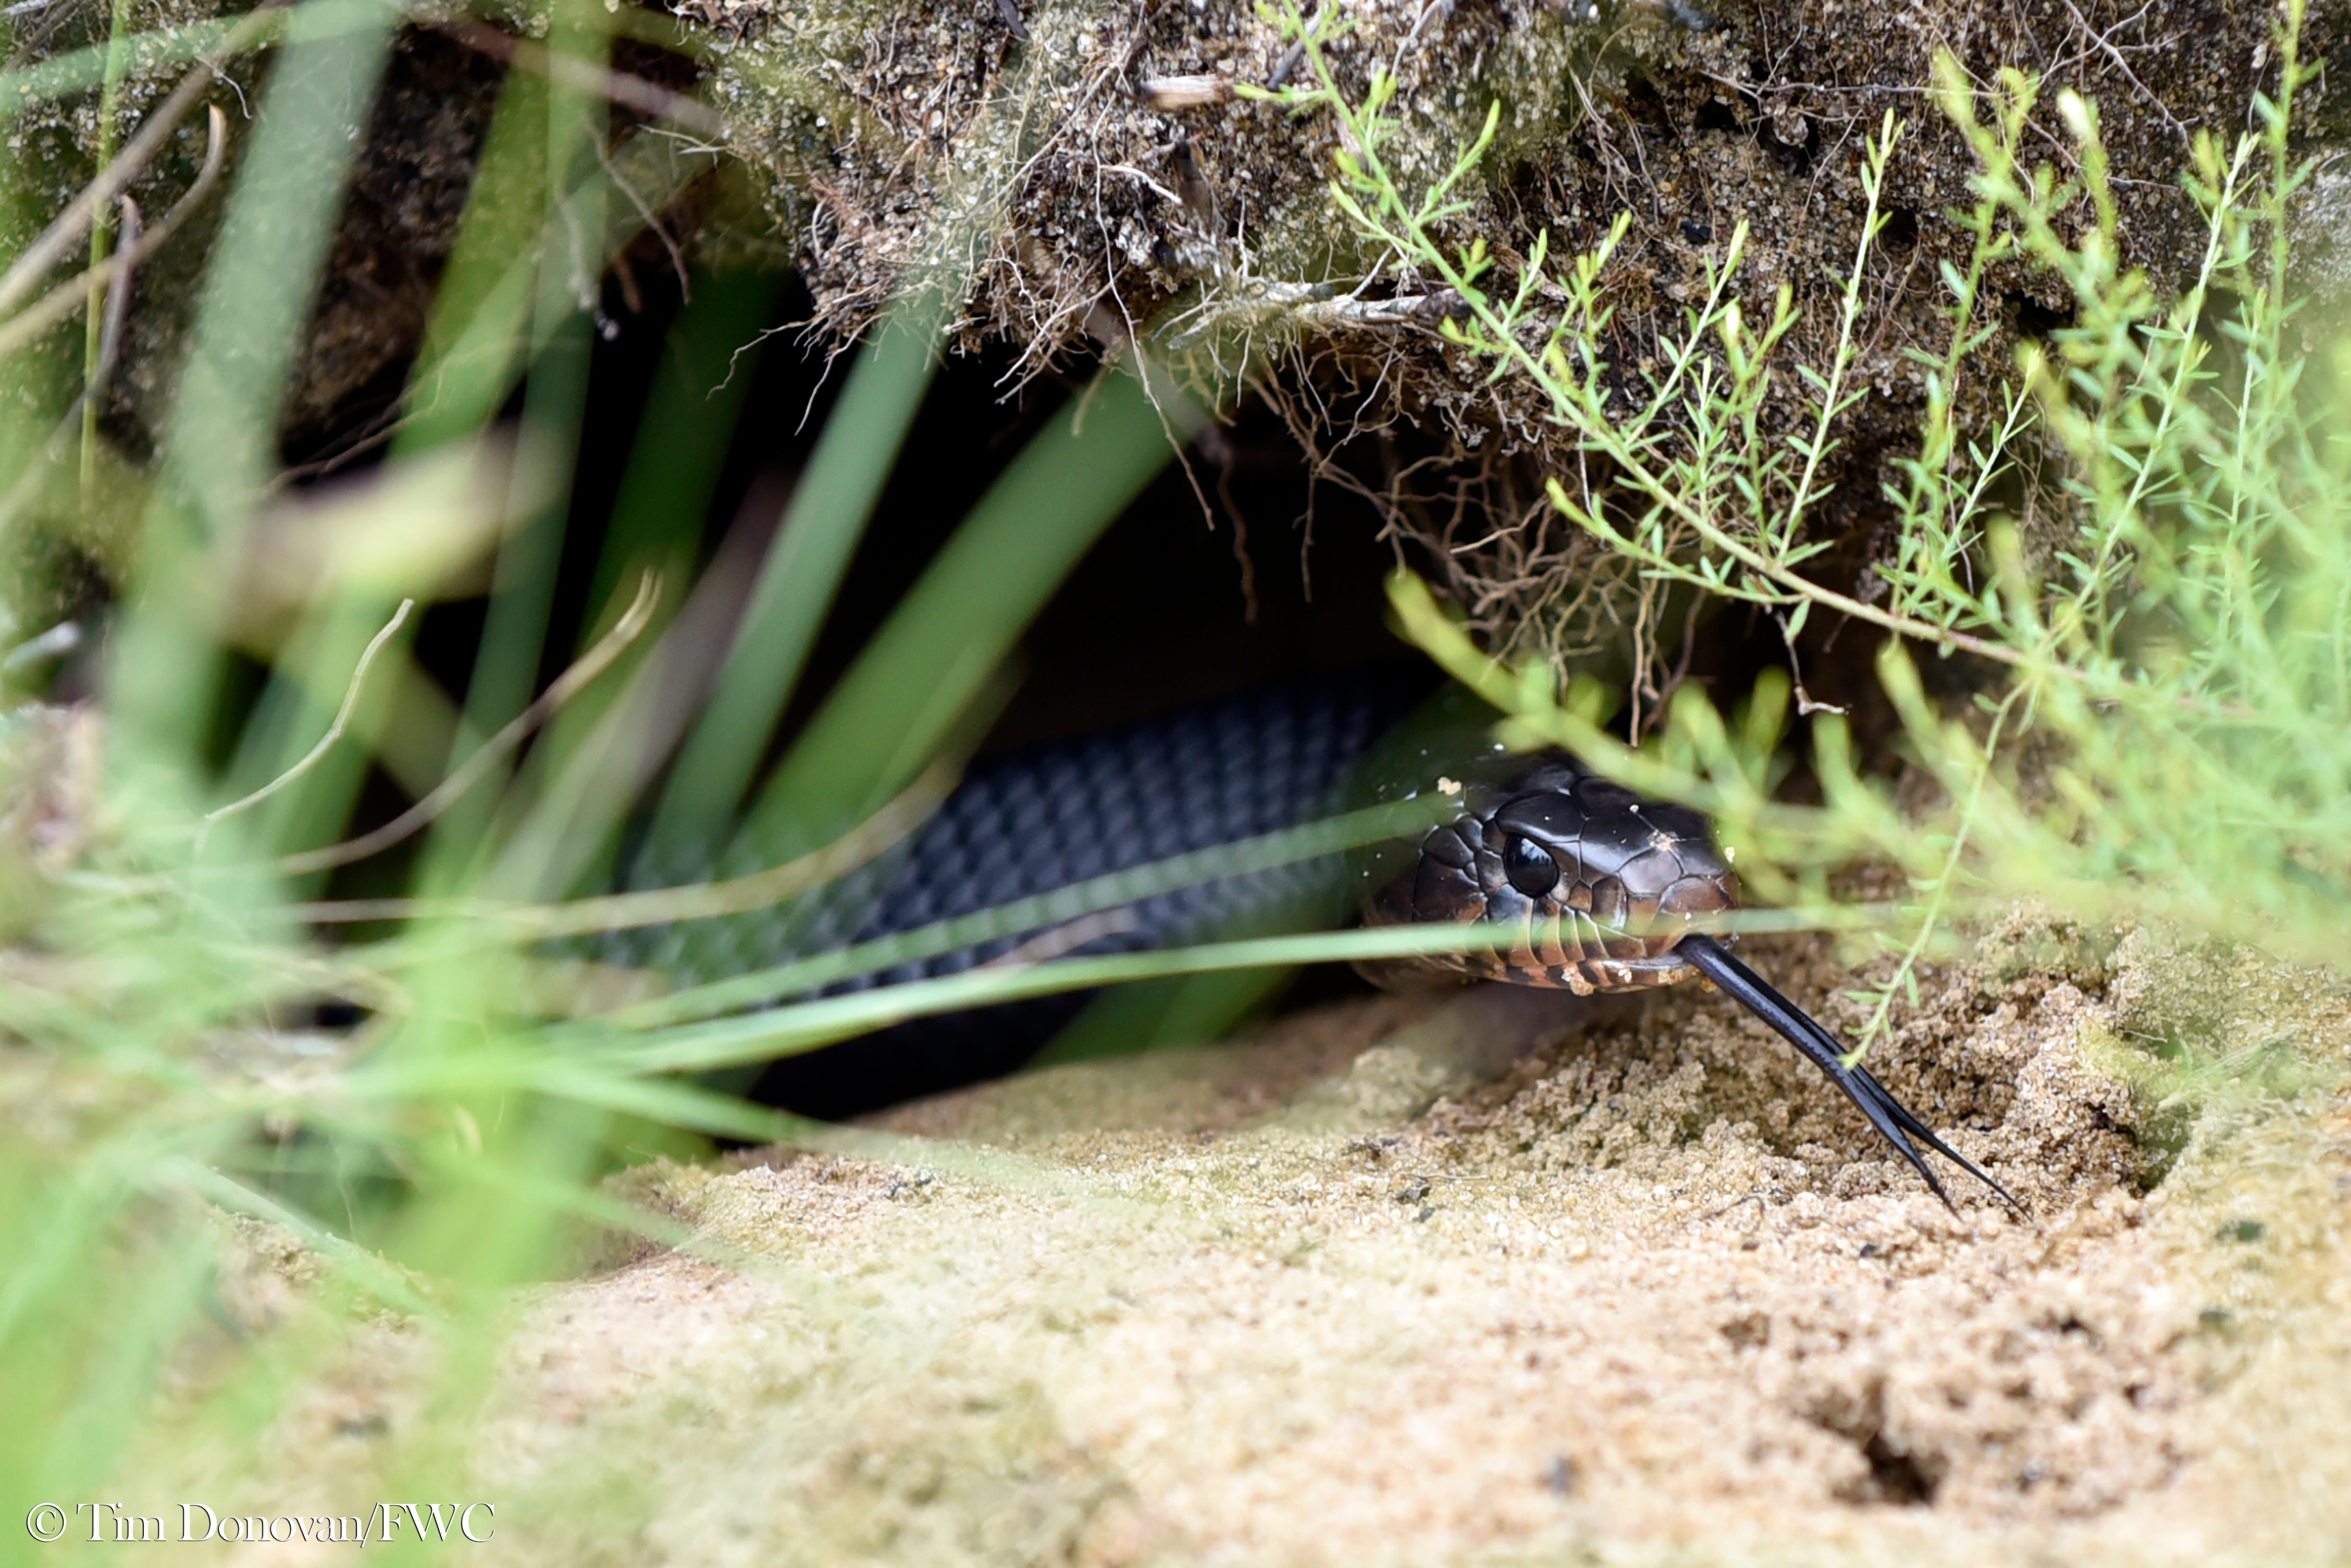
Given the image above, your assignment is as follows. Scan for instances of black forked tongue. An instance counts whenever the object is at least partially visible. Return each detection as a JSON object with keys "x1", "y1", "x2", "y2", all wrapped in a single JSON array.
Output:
[{"x1": 1677, "y1": 935, "x2": 2026, "y2": 1218}]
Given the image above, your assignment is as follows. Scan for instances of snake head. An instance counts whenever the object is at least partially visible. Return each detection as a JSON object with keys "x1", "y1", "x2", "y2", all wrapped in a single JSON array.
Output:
[{"x1": 1362, "y1": 755, "x2": 1739, "y2": 993}]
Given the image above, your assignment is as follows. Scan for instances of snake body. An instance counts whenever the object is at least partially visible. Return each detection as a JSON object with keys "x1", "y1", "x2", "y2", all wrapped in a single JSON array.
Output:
[
  {"x1": 745, "y1": 677, "x2": 1418, "y2": 1117},
  {"x1": 731, "y1": 679, "x2": 2015, "y2": 1212}
]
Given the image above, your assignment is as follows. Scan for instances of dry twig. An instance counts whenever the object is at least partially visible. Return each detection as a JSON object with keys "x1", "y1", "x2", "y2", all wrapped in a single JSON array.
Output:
[
  {"x1": 278, "y1": 572, "x2": 662, "y2": 875},
  {"x1": 432, "y1": 16, "x2": 731, "y2": 141},
  {"x1": 0, "y1": 105, "x2": 230, "y2": 363},
  {"x1": 205, "y1": 598, "x2": 416, "y2": 828},
  {"x1": 293, "y1": 755, "x2": 957, "y2": 936},
  {"x1": 1137, "y1": 74, "x2": 1233, "y2": 110}
]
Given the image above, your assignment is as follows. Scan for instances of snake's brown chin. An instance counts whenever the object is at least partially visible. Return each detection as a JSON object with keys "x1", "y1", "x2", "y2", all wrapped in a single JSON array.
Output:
[
  {"x1": 1456, "y1": 935, "x2": 1705, "y2": 996},
  {"x1": 1353, "y1": 926, "x2": 1715, "y2": 995}
]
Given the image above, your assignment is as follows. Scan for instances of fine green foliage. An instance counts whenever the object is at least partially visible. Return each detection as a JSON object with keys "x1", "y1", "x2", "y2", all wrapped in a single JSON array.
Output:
[{"x1": 1270, "y1": 0, "x2": 2348, "y2": 1038}]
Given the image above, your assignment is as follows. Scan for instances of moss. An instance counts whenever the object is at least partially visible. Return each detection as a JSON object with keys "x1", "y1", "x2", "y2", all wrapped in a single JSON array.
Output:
[
  {"x1": 2, "y1": 5, "x2": 514, "y2": 638},
  {"x1": 3, "y1": 0, "x2": 276, "y2": 432}
]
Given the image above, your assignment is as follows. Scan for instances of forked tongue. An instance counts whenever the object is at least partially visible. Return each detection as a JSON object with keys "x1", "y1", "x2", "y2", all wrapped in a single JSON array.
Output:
[{"x1": 1677, "y1": 935, "x2": 2025, "y2": 1217}]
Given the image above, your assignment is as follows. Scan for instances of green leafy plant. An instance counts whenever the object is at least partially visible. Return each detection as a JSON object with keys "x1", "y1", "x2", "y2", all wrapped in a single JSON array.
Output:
[{"x1": 1265, "y1": 0, "x2": 2347, "y2": 1046}]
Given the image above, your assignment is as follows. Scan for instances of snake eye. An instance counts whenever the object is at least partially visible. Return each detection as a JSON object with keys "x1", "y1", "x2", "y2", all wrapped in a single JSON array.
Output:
[{"x1": 1503, "y1": 835, "x2": 1560, "y2": 898}]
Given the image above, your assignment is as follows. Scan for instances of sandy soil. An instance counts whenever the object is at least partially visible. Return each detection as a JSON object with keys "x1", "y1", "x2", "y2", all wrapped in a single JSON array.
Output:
[{"x1": 215, "y1": 911, "x2": 2351, "y2": 1566}]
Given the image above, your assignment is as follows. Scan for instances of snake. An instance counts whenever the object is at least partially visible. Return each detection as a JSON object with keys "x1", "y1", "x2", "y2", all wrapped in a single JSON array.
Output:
[
  {"x1": 713, "y1": 676, "x2": 2018, "y2": 1214},
  {"x1": 1352, "y1": 748, "x2": 2019, "y2": 1214}
]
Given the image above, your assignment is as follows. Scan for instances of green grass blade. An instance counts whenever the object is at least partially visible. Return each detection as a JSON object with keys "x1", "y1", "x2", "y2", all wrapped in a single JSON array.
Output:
[
  {"x1": 447, "y1": 13, "x2": 608, "y2": 763},
  {"x1": 390, "y1": 66, "x2": 553, "y2": 459},
  {"x1": 484, "y1": 267, "x2": 781, "y2": 897},
  {"x1": 108, "y1": 0, "x2": 402, "y2": 767},
  {"x1": 584, "y1": 920, "x2": 1562, "y2": 1078},
  {"x1": 395, "y1": 112, "x2": 704, "y2": 462},
  {"x1": 733, "y1": 364, "x2": 1209, "y2": 867},
  {"x1": 581, "y1": 266, "x2": 781, "y2": 648},
  {"x1": 1031, "y1": 965, "x2": 1298, "y2": 1065},
  {"x1": 0, "y1": 0, "x2": 389, "y2": 122},
  {"x1": 642, "y1": 291, "x2": 943, "y2": 864}
]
